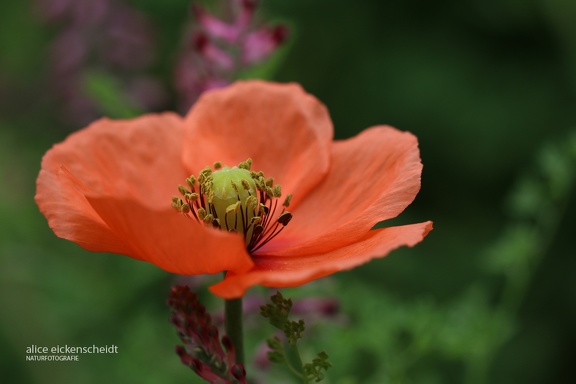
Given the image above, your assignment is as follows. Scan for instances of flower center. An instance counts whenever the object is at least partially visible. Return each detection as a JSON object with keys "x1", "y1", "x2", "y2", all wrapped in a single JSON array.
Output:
[{"x1": 172, "y1": 158, "x2": 292, "y2": 253}]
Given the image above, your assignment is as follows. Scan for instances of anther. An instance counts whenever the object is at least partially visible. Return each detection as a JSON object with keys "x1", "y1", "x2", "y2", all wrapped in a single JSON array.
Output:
[
  {"x1": 253, "y1": 225, "x2": 264, "y2": 237},
  {"x1": 273, "y1": 185, "x2": 282, "y2": 197},
  {"x1": 178, "y1": 185, "x2": 189, "y2": 196},
  {"x1": 238, "y1": 158, "x2": 252, "y2": 170},
  {"x1": 206, "y1": 190, "x2": 215, "y2": 204},
  {"x1": 246, "y1": 195, "x2": 258, "y2": 210},
  {"x1": 203, "y1": 214, "x2": 214, "y2": 225},
  {"x1": 241, "y1": 179, "x2": 251, "y2": 191},
  {"x1": 259, "y1": 204, "x2": 269, "y2": 215},
  {"x1": 226, "y1": 201, "x2": 241, "y2": 214},
  {"x1": 277, "y1": 212, "x2": 292, "y2": 226}
]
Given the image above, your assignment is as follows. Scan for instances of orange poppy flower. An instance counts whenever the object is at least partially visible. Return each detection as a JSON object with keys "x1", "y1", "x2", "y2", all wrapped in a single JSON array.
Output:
[{"x1": 36, "y1": 80, "x2": 432, "y2": 298}]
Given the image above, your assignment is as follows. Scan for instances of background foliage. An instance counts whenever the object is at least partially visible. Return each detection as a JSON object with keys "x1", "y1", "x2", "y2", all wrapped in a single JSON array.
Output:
[{"x1": 1, "y1": 0, "x2": 575, "y2": 383}]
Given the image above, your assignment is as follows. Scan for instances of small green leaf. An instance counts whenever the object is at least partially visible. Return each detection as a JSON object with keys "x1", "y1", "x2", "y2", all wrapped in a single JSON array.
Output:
[
  {"x1": 266, "y1": 336, "x2": 286, "y2": 364},
  {"x1": 260, "y1": 291, "x2": 305, "y2": 343},
  {"x1": 304, "y1": 351, "x2": 332, "y2": 383}
]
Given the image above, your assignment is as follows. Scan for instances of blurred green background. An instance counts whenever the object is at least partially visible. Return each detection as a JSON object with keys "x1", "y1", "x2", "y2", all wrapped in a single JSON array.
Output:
[{"x1": 1, "y1": 0, "x2": 575, "y2": 383}]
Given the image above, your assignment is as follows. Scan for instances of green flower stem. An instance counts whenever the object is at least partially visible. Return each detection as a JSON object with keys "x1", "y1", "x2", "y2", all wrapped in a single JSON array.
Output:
[
  {"x1": 284, "y1": 342, "x2": 309, "y2": 384},
  {"x1": 225, "y1": 297, "x2": 245, "y2": 365}
]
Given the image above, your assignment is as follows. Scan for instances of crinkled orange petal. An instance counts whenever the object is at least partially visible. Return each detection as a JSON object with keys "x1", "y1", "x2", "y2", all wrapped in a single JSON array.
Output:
[
  {"x1": 261, "y1": 126, "x2": 423, "y2": 256},
  {"x1": 36, "y1": 113, "x2": 183, "y2": 254},
  {"x1": 35, "y1": 112, "x2": 253, "y2": 274},
  {"x1": 182, "y1": 80, "x2": 333, "y2": 207},
  {"x1": 37, "y1": 112, "x2": 188, "y2": 208},
  {"x1": 210, "y1": 221, "x2": 433, "y2": 298}
]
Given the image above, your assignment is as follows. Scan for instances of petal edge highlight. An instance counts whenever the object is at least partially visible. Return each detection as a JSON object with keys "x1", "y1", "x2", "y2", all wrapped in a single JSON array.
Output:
[{"x1": 210, "y1": 221, "x2": 433, "y2": 298}]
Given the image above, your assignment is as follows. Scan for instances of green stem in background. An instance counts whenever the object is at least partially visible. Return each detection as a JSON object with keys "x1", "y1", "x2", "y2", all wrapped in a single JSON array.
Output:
[
  {"x1": 225, "y1": 297, "x2": 245, "y2": 365},
  {"x1": 284, "y1": 342, "x2": 309, "y2": 384},
  {"x1": 261, "y1": 292, "x2": 330, "y2": 382}
]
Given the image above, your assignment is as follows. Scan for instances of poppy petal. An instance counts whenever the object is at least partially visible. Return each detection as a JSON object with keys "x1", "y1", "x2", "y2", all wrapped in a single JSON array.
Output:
[
  {"x1": 85, "y1": 195, "x2": 254, "y2": 274},
  {"x1": 36, "y1": 112, "x2": 185, "y2": 255},
  {"x1": 209, "y1": 221, "x2": 433, "y2": 298},
  {"x1": 182, "y1": 80, "x2": 333, "y2": 206},
  {"x1": 37, "y1": 112, "x2": 188, "y2": 209},
  {"x1": 36, "y1": 112, "x2": 254, "y2": 274},
  {"x1": 36, "y1": 165, "x2": 134, "y2": 256},
  {"x1": 262, "y1": 126, "x2": 423, "y2": 256}
]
